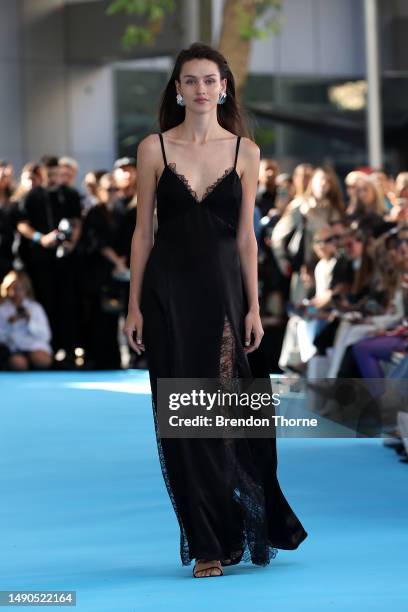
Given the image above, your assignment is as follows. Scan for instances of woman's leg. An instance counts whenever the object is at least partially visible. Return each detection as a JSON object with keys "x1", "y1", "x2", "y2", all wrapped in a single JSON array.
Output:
[
  {"x1": 29, "y1": 350, "x2": 53, "y2": 370},
  {"x1": 9, "y1": 353, "x2": 29, "y2": 371},
  {"x1": 353, "y1": 335, "x2": 407, "y2": 400},
  {"x1": 352, "y1": 336, "x2": 406, "y2": 379},
  {"x1": 327, "y1": 322, "x2": 374, "y2": 378}
]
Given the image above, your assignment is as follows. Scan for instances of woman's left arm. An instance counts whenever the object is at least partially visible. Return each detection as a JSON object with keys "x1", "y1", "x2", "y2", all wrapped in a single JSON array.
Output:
[{"x1": 236, "y1": 137, "x2": 263, "y2": 354}]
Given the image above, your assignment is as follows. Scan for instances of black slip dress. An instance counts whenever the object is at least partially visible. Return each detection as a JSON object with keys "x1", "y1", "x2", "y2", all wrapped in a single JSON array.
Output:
[{"x1": 140, "y1": 132, "x2": 308, "y2": 566}]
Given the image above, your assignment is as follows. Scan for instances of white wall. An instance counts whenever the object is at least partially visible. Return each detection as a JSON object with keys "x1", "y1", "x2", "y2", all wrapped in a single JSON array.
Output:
[
  {"x1": 67, "y1": 65, "x2": 115, "y2": 177},
  {"x1": 0, "y1": 0, "x2": 115, "y2": 183},
  {"x1": 213, "y1": 0, "x2": 365, "y2": 77},
  {"x1": 0, "y1": 0, "x2": 24, "y2": 170}
]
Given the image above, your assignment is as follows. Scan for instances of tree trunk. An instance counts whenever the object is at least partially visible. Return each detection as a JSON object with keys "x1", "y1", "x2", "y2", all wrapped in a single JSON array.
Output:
[{"x1": 218, "y1": 0, "x2": 258, "y2": 96}]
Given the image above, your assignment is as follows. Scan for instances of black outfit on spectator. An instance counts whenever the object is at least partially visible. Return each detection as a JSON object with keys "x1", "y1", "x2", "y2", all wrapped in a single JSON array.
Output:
[
  {"x1": 330, "y1": 255, "x2": 354, "y2": 289},
  {"x1": 115, "y1": 195, "x2": 137, "y2": 267},
  {"x1": 79, "y1": 203, "x2": 125, "y2": 369},
  {"x1": 259, "y1": 216, "x2": 290, "y2": 306},
  {"x1": 17, "y1": 185, "x2": 82, "y2": 355},
  {"x1": 0, "y1": 201, "x2": 18, "y2": 282},
  {"x1": 346, "y1": 209, "x2": 386, "y2": 237},
  {"x1": 256, "y1": 188, "x2": 277, "y2": 217}
]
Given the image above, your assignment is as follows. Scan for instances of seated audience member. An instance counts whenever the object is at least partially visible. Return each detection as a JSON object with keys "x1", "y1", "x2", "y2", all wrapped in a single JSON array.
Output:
[
  {"x1": 278, "y1": 225, "x2": 340, "y2": 372},
  {"x1": 326, "y1": 230, "x2": 405, "y2": 378},
  {"x1": 0, "y1": 270, "x2": 52, "y2": 370},
  {"x1": 352, "y1": 228, "x2": 408, "y2": 388}
]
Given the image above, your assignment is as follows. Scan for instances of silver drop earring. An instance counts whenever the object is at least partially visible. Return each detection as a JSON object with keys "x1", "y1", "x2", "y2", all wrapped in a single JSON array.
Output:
[
  {"x1": 218, "y1": 91, "x2": 227, "y2": 105},
  {"x1": 176, "y1": 93, "x2": 185, "y2": 107}
]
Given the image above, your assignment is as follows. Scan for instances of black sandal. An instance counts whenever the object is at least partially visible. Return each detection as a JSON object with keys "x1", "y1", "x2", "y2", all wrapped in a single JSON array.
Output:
[{"x1": 193, "y1": 562, "x2": 223, "y2": 578}]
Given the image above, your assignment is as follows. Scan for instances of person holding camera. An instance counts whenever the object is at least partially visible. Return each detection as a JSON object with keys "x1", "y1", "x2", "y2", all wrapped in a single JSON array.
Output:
[{"x1": 16, "y1": 160, "x2": 82, "y2": 362}]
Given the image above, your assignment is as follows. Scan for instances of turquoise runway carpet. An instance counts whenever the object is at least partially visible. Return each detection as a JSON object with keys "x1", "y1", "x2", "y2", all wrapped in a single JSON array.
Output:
[{"x1": 1, "y1": 370, "x2": 407, "y2": 611}]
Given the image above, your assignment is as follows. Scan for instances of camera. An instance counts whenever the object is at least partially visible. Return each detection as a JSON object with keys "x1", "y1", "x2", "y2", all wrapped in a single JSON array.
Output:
[{"x1": 56, "y1": 218, "x2": 73, "y2": 258}]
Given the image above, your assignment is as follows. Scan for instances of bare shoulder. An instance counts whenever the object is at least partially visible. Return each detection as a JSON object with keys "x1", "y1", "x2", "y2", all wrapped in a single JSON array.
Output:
[
  {"x1": 136, "y1": 133, "x2": 163, "y2": 181},
  {"x1": 239, "y1": 136, "x2": 261, "y2": 174},
  {"x1": 137, "y1": 133, "x2": 161, "y2": 159},
  {"x1": 238, "y1": 138, "x2": 260, "y2": 179},
  {"x1": 239, "y1": 137, "x2": 260, "y2": 162}
]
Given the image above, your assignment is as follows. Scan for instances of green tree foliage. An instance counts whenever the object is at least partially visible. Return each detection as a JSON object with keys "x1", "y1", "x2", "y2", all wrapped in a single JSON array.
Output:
[{"x1": 107, "y1": 0, "x2": 282, "y2": 50}]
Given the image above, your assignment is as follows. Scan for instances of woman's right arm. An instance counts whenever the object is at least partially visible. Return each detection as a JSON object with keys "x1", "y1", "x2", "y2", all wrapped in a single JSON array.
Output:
[{"x1": 124, "y1": 134, "x2": 159, "y2": 354}]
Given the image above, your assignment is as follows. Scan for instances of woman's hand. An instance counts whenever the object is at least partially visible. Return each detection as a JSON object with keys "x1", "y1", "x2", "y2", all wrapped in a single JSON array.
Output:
[
  {"x1": 124, "y1": 308, "x2": 145, "y2": 355},
  {"x1": 244, "y1": 308, "x2": 264, "y2": 354}
]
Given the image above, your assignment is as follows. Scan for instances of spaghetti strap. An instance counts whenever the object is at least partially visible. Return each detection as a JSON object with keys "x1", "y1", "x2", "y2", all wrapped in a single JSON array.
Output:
[
  {"x1": 234, "y1": 136, "x2": 241, "y2": 170},
  {"x1": 158, "y1": 133, "x2": 167, "y2": 167}
]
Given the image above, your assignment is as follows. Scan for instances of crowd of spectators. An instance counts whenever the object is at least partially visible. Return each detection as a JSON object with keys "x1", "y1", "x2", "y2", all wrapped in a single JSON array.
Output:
[
  {"x1": 255, "y1": 159, "x2": 408, "y2": 455},
  {"x1": 0, "y1": 154, "x2": 139, "y2": 370},
  {"x1": 1, "y1": 151, "x2": 407, "y2": 450}
]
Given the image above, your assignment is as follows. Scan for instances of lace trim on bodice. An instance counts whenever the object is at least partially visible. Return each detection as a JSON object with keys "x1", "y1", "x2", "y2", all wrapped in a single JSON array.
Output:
[{"x1": 167, "y1": 162, "x2": 235, "y2": 203}]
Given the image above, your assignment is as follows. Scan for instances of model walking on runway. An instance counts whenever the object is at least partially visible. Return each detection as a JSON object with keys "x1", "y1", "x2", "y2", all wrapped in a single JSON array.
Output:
[{"x1": 125, "y1": 42, "x2": 308, "y2": 578}]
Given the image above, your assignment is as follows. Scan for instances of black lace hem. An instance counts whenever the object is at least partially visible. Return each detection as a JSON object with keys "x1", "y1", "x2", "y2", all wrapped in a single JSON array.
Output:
[{"x1": 148, "y1": 314, "x2": 280, "y2": 568}]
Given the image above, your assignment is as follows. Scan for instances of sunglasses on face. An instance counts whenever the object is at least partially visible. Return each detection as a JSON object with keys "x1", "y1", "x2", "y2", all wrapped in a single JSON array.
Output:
[{"x1": 107, "y1": 187, "x2": 119, "y2": 193}]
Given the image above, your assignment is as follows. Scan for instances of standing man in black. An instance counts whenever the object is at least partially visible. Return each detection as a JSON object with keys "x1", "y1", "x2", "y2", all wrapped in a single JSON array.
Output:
[
  {"x1": 256, "y1": 158, "x2": 280, "y2": 217},
  {"x1": 0, "y1": 160, "x2": 17, "y2": 282},
  {"x1": 112, "y1": 157, "x2": 137, "y2": 267}
]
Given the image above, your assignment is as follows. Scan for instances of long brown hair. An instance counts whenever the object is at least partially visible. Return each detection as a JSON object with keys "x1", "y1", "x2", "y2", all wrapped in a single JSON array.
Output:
[
  {"x1": 159, "y1": 42, "x2": 251, "y2": 137},
  {"x1": 305, "y1": 166, "x2": 345, "y2": 219}
]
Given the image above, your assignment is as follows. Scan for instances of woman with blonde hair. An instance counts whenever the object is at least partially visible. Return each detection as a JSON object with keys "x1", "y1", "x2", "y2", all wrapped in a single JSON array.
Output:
[
  {"x1": 344, "y1": 170, "x2": 367, "y2": 216},
  {"x1": 0, "y1": 270, "x2": 52, "y2": 370},
  {"x1": 353, "y1": 175, "x2": 386, "y2": 218}
]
